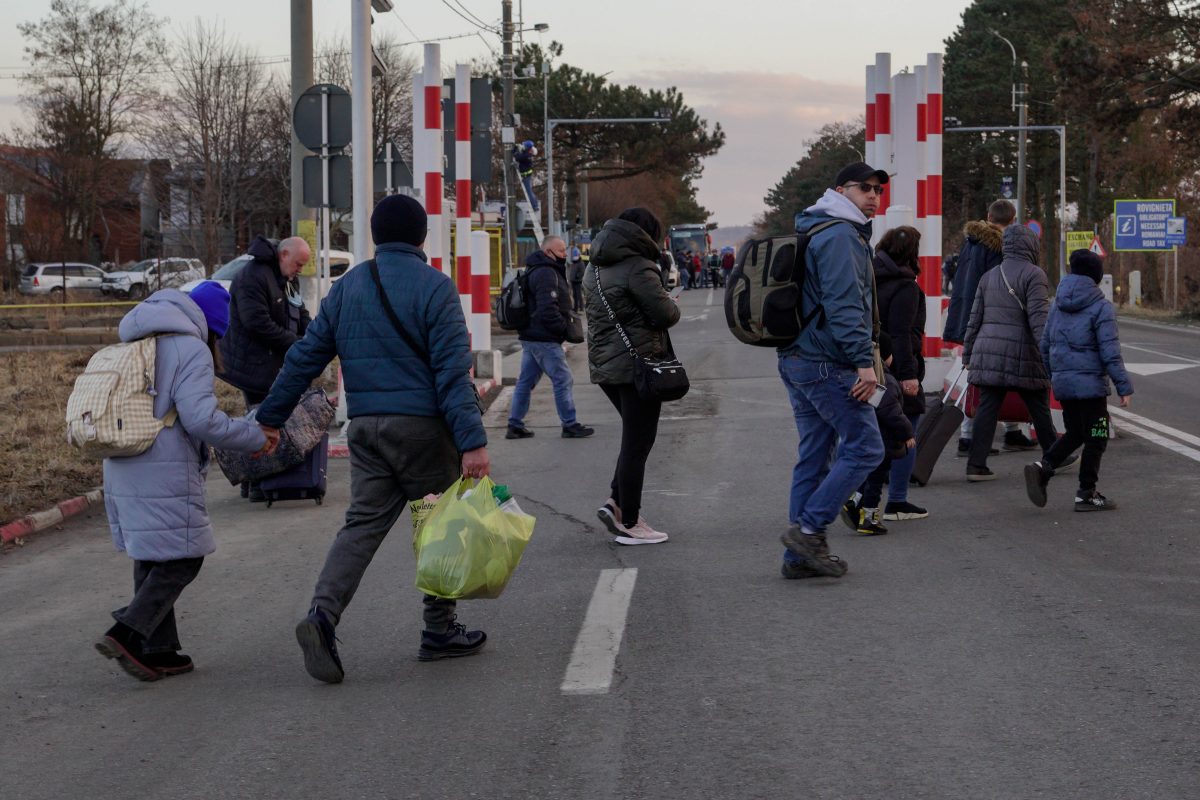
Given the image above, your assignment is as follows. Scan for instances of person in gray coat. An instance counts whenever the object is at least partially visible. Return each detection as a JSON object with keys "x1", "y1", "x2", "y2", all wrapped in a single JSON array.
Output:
[
  {"x1": 95, "y1": 284, "x2": 269, "y2": 682},
  {"x1": 961, "y1": 224, "x2": 1060, "y2": 481}
]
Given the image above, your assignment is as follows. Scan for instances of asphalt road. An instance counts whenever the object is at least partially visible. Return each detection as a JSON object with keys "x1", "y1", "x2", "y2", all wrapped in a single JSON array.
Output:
[{"x1": 3, "y1": 289, "x2": 1199, "y2": 800}]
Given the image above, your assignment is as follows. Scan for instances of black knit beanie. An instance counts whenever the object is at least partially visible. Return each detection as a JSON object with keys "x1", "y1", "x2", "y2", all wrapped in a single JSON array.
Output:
[
  {"x1": 1069, "y1": 249, "x2": 1104, "y2": 284},
  {"x1": 371, "y1": 194, "x2": 428, "y2": 246}
]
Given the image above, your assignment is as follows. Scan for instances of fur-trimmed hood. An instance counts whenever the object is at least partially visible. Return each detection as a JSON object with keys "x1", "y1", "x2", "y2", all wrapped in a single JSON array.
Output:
[{"x1": 963, "y1": 220, "x2": 1003, "y2": 253}]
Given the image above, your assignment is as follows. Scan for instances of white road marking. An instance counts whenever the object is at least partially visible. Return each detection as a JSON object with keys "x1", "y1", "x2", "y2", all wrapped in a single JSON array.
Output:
[
  {"x1": 1121, "y1": 343, "x2": 1200, "y2": 365},
  {"x1": 1111, "y1": 419, "x2": 1200, "y2": 464},
  {"x1": 1109, "y1": 406, "x2": 1200, "y2": 450},
  {"x1": 705, "y1": 287, "x2": 715, "y2": 307},
  {"x1": 561, "y1": 568, "x2": 638, "y2": 695},
  {"x1": 682, "y1": 313, "x2": 709, "y2": 322},
  {"x1": 1123, "y1": 363, "x2": 1197, "y2": 376},
  {"x1": 484, "y1": 386, "x2": 514, "y2": 428}
]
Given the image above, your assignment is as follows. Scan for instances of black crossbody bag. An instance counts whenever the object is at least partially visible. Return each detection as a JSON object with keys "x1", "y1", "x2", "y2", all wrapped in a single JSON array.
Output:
[
  {"x1": 369, "y1": 259, "x2": 483, "y2": 412},
  {"x1": 594, "y1": 269, "x2": 689, "y2": 403}
]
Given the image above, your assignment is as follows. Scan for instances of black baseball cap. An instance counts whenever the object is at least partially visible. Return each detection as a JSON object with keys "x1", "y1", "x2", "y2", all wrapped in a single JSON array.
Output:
[{"x1": 834, "y1": 161, "x2": 890, "y2": 188}]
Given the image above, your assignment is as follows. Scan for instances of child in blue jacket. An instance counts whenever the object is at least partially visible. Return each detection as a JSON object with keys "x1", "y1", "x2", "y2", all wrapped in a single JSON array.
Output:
[{"x1": 1025, "y1": 250, "x2": 1133, "y2": 511}]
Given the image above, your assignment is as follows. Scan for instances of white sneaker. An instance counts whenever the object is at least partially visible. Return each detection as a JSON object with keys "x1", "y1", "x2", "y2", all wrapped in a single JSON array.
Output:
[{"x1": 614, "y1": 518, "x2": 668, "y2": 546}]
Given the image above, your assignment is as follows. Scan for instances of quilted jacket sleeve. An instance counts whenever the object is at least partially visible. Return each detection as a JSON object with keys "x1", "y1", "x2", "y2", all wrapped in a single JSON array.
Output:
[
  {"x1": 425, "y1": 279, "x2": 487, "y2": 453},
  {"x1": 171, "y1": 338, "x2": 266, "y2": 452},
  {"x1": 256, "y1": 281, "x2": 341, "y2": 428},
  {"x1": 1095, "y1": 301, "x2": 1134, "y2": 397},
  {"x1": 628, "y1": 260, "x2": 680, "y2": 330}
]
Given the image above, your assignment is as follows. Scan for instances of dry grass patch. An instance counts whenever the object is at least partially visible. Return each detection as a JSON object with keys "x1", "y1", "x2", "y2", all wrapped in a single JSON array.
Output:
[{"x1": 0, "y1": 349, "x2": 336, "y2": 524}]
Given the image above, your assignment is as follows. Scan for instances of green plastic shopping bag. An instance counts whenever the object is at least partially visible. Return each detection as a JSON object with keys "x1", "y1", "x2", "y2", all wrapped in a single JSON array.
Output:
[{"x1": 413, "y1": 476, "x2": 536, "y2": 599}]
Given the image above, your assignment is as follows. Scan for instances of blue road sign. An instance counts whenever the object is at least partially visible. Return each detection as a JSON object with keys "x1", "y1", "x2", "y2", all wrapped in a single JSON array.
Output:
[
  {"x1": 1166, "y1": 216, "x2": 1187, "y2": 247},
  {"x1": 1114, "y1": 199, "x2": 1176, "y2": 251}
]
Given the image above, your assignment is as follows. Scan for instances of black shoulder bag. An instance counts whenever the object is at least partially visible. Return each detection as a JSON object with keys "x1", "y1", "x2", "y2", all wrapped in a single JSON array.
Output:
[
  {"x1": 368, "y1": 259, "x2": 483, "y2": 413},
  {"x1": 594, "y1": 268, "x2": 689, "y2": 403}
]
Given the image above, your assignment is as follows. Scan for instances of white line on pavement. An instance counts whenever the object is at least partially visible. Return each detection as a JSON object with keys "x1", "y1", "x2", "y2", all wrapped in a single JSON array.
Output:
[
  {"x1": 561, "y1": 568, "x2": 638, "y2": 695},
  {"x1": 484, "y1": 386, "x2": 514, "y2": 428},
  {"x1": 1111, "y1": 419, "x2": 1200, "y2": 464},
  {"x1": 706, "y1": 287, "x2": 715, "y2": 307},
  {"x1": 1109, "y1": 406, "x2": 1200, "y2": 450},
  {"x1": 1121, "y1": 343, "x2": 1200, "y2": 365}
]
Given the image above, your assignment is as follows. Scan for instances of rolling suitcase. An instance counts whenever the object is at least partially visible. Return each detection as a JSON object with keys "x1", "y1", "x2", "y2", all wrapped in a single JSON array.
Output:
[
  {"x1": 260, "y1": 433, "x2": 328, "y2": 507},
  {"x1": 912, "y1": 367, "x2": 967, "y2": 486}
]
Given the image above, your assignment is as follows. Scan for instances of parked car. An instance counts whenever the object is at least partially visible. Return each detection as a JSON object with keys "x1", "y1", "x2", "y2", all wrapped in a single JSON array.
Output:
[
  {"x1": 179, "y1": 249, "x2": 356, "y2": 293},
  {"x1": 18, "y1": 262, "x2": 107, "y2": 296},
  {"x1": 660, "y1": 250, "x2": 680, "y2": 289},
  {"x1": 100, "y1": 258, "x2": 206, "y2": 299}
]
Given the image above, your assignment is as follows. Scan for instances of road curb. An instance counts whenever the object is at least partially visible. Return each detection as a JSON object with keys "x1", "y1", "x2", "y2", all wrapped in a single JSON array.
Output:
[
  {"x1": 326, "y1": 378, "x2": 501, "y2": 459},
  {"x1": 1, "y1": 488, "x2": 103, "y2": 544}
]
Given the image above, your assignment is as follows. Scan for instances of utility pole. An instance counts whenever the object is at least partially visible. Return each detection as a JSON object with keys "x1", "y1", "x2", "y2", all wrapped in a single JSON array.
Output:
[
  {"x1": 501, "y1": 0, "x2": 516, "y2": 271},
  {"x1": 290, "y1": 0, "x2": 314, "y2": 237},
  {"x1": 1016, "y1": 60, "x2": 1029, "y2": 223}
]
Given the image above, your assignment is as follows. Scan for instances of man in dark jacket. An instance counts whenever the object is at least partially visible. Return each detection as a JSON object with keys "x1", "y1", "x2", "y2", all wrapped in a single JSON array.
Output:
[
  {"x1": 777, "y1": 162, "x2": 887, "y2": 580},
  {"x1": 507, "y1": 236, "x2": 594, "y2": 440},
  {"x1": 961, "y1": 224, "x2": 1061, "y2": 481},
  {"x1": 568, "y1": 244, "x2": 586, "y2": 311},
  {"x1": 256, "y1": 194, "x2": 492, "y2": 682},
  {"x1": 219, "y1": 235, "x2": 312, "y2": 406}
]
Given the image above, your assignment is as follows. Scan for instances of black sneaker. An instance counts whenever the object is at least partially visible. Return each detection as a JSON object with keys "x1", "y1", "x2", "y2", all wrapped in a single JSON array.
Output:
[
  {"x1": 781, "y1": 559, "x2": 827, "y2": 579},
  {"x1": 958, "y1": 438, "x2": 999, "y2": 457},
  {"x1": 779, "y1": 526, "x2": 848, "y2": 577},
  {"x1": 966, "y1": 465, "x2": 996, "y2": 482},
  {"x1": 839, "y1": 496, "x2": 860, "y2": 532},
  {"x1": 1075, "y1": 490, "x2": 1117, "y2": 512},
  {"x1": 295, "y1": 606, "x2": 344, "y2": 684},
  {"x1": 561, "y1": 423, "x2": 595, "y2": 438},
  {"x1": 855, "y1": 508, "x2": 889, "y2": 536},
  {"x1": 505, "y1": 425, "x2": 534, "y2": 440},
  {"x1": 142, "y1": 651, "x2": 195, "y2": 677},
  {"x1": 1023, "y1": 461, "x2": 1052, "y2": 507},
  {"x1": 95, "y1": 623, "x2": 160, "y2": 682},
  {"x1": 418, "y1": 618, "x2": 487, "y2": 661},
  {"x1": 1003, "y1": 430, "x2": 1039, "y2": 451},
  {"x1": 883, "y1": 501, "x2": 928, "y2": 520}
]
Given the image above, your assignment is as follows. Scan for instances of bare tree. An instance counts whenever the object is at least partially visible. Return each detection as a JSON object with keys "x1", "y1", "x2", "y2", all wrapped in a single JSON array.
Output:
[
  {"x1": 316, "y1": 33, "x2": 417, "y2": 158},
  {"x1": 151, "y1": 20, "x2": 272, "y2": 269},
  {"x1": 14, "y1": 0, "x2": 164, "y2": 261}
]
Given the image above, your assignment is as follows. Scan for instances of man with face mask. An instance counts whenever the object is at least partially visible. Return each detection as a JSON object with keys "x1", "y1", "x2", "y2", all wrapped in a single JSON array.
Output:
[
  {"x1": 506, "y1": 236, "x2": 594, "y2": 440},
  {"x1": 777, "y1": 162, "x2": 888, "y2": 580}
]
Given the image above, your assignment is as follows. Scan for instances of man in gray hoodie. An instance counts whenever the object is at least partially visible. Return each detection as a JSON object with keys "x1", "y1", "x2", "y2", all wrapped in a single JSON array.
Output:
[{"x1": 777, "y1": 162, "x2": 887, "y2": 580}]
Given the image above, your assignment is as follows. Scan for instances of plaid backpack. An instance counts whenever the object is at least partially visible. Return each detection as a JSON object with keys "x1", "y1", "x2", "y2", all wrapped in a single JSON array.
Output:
[{"x1": 66, "y1": 337, "x2": 177, "y2": 459}]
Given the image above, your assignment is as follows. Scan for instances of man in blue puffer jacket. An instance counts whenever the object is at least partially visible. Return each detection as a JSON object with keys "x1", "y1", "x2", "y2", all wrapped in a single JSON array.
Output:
[
  {"x1": 257, "y1": 194, "x2": 491, "y2": 681},
  {"x1": 1024, "y1": 250, "x2": 1133, "y2": 512}
]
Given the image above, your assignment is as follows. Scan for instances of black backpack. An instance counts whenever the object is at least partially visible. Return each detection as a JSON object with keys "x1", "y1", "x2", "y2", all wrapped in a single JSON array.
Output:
[
  {"x1": 724, "y1": 220, "x2": 844, "y2": 347},
  {"x1": 495, "y1": 264, "x2": 553, "y2": 331}
]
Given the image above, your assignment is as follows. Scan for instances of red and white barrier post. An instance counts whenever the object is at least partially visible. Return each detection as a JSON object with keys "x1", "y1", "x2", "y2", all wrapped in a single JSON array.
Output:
[
  {"x1": 865, "y1": 64, "x2": 876, "y2": 173},
  {"x1": 454, "y1": 63, "x2": 474, "y2": 332},
  {"x1": 873, "y1": 53, "x2": 892, "y2": 224},
  {"x1": 422, "y1": 44, "x2": 447, "y2": 276},
  {"x1": 471, "y1": 229, "x2": 492, "y2": 352},
  {"x1": 923, "y1": 52, "x2": 945, "y2": 357}
]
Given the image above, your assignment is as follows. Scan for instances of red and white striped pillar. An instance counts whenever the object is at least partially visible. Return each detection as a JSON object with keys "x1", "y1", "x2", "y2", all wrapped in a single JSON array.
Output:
[
  {"x1": 915, "y1": 63, "x2": 928, "y2": 250},
  {"x1": 873, "y1": 53, "x2": 892, "y2": 222},
  {"x1": 470, "y1": 229, "x2": 492, "y2": 351},
  {"x1": 422, "y1": 43, "x2": 446, "y2": 276},
  {"x1": 924, "y1": 52, "x2": 944, "y2": 357},
  {"x1": 865, "y1": 64, "x2": 876, "y2": 173},
  {"x1": 454, "y1": 63, "x2": 473, "y2": 329}
]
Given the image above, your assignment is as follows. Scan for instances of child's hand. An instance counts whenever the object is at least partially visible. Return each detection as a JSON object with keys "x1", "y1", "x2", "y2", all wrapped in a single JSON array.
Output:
[{"x1": 1119, "y1": 395, "x2": 1131, "y2": 408}]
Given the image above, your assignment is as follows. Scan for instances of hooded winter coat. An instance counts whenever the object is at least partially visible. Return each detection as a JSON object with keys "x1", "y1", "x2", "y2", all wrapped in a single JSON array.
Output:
[
  {"x1": 962, "y1": 225, "x2": 1051, "y2": 390},
  {"x1": 874, "y1": 250, "x2": 926, "y2": 415},
  {"x1": 219, "y1": 235, "x2": 311, "y2": 395},
  {"x1": 1040, "y1": 273, "x2": 1134, "y2": 400},
  {"x1": 583, "y1": 218, "x2": 680, "y2": 385},
  {"x1": 787, "y1": 188, "x2": 875, "y2": 369},
  {"x1": 103, "y1": 290, "x2": 267, "y2": 561},
  {"x1": 943, "y1": 220, "x2": 1003, "y2": 344}
]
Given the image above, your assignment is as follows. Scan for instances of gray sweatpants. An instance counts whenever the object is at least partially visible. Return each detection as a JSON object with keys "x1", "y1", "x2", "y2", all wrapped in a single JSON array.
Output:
[{"x1": 311, "y1": 415, "x2": 461, "y2": 633}]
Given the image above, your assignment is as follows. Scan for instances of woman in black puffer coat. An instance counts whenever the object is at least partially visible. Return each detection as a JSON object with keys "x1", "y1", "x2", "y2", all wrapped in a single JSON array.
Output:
[
  {"x1": 583, "y1": 208, "x2": 680, "y2": 545},
  {"x1": 873, "y1": 225, "x2": 928, "y2": 520}
]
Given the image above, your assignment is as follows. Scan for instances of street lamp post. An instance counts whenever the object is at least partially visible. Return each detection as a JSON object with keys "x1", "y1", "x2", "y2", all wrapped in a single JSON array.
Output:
[
  {"x1": 545, "y1": 117, "x2": 668, "y2": 237},
  {"x1": 991, "y1": 29, "x2": 1028, "y2": 220}
]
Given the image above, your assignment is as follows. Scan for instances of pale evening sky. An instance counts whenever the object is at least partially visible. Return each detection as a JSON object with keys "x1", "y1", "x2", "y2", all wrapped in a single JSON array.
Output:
[{"x1": 0, "y1": 0, "x2": 975, "y2": 226}]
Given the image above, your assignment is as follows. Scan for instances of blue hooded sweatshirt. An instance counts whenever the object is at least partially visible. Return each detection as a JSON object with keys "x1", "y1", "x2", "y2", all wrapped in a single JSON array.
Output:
[
  {"x1": 785, "y1": 189, "x2": 875, "y2": 368},
  {"x1": 1040, "y1": 273, "x2": 1134, "y2": 400}
]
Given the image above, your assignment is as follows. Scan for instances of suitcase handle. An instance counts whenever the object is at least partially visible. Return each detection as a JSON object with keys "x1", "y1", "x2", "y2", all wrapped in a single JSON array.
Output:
[{"x1": 942, "y1": 363, "x2": 969, "y2": 406}]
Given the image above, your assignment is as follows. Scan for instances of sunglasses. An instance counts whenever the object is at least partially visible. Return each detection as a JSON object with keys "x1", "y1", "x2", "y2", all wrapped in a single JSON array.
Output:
[{"x1": 844, "y1": 182, "x2": 885, "y2": 195}]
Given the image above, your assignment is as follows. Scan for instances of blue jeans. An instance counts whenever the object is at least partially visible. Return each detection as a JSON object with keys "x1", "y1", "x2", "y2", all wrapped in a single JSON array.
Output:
[
  {"x1": 887, "y1": 413, "x2": 921, "y2": 503},
  {"x1": 521, "y1": 175, "x2": 539, "y2": 211},
  {"x1": 778, "y1": 357, "x2": 884, "y2": 544},
  {"x1": 509, "y1": 341, "x2": 577, "y2": 427}
]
